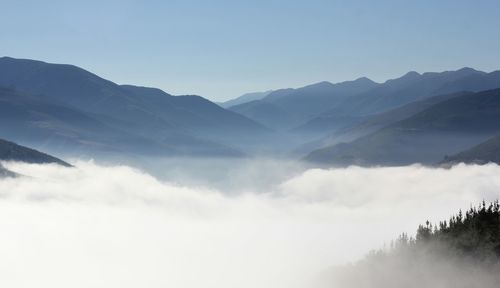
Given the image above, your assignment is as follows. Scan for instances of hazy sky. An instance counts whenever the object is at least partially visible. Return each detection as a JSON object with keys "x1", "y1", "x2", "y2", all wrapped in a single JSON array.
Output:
[{"x1": 2, "y1": 0, "x2": 500, "y2": 101}]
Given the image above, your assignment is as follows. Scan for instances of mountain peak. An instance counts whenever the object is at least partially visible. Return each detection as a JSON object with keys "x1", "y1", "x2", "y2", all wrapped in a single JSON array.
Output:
[
  {"x1": 402, "y1": 71, "x2": 421, "y2": 78},
  {"x1": 422, "y1": 67, "x2": 485, "y2": 78},
  {"x1": 456, "y1": 67, "x2": 484, "y2": 74},
  {"x1": 305, "y1": 81, "x2": 335, "y2": 89},
  {"x1": 458, "y1": 66, "x2": 476, "y2": 72},
  {"x1": 383, "y1": 70, "x2": 421, "y2": 86},
  {"x1": 353, "y1": 76, "x2": 377, "y2": 85}
]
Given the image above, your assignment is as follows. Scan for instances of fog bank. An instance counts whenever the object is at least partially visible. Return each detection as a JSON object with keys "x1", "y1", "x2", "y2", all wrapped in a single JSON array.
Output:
[{"x1": 0, "y1": 161, "x2": 499, "y2": 288}]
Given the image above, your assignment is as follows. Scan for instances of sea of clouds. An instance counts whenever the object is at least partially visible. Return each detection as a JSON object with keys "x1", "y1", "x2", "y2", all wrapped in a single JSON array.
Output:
[{"x1": 0, "y1": 160, "x2": 499, "y2": 288}]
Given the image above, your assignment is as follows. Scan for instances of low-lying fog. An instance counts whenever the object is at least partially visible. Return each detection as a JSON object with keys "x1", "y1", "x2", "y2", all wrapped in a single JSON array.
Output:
[{"x1": 0, "y1": 160, "x2": 499, "y2": 288}]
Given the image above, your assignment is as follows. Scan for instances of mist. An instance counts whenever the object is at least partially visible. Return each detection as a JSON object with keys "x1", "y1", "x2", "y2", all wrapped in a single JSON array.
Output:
[{"x1": 0, "y1": 160, "x2": 499, "y2": 288}]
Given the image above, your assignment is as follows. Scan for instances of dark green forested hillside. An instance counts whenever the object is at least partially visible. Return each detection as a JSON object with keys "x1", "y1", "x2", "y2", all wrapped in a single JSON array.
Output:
[
  {"x1": 326, "y1": 201, "x2": 500, "y2": 288},
  {"x1": 409, "y1": 201, "x2": 500, "y2": 260}
]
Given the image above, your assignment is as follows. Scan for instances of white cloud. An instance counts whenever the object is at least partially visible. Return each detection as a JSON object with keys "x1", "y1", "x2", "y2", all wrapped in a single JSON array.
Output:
[{"x1": 0, "y1": 161, "x2": 498, "y2": 288}]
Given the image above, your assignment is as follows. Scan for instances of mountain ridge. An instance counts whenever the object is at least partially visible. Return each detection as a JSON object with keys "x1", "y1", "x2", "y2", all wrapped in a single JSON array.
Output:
[
  {"x1": 305, "y1": 88, "x2": 500, "y2": 166},
  {"x1": 219, "y1": 90, "x2": 273, "y2": 108},
  {"x1": 0, "y1": 138, "x2": 71, "y2": 167},
  {"x1": 440, "y1": 134, "x2": 500, "y2": 165},
  {"x1": 0, "y1": 57, "x2": 273, "y2": 157}
]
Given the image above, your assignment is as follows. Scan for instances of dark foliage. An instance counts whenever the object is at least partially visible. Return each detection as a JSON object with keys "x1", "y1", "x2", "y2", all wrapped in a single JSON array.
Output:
[
  {"x1": 392, "y1": 201, "x2": 500, "y2": 261},
  {"x1": 325, "y1": 202, "x2": 500, "y2": 288}
]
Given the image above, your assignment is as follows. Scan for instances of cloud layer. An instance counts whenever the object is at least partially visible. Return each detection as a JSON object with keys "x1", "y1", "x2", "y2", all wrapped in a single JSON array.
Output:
[{"x1": 0, "y1": 161, "x2": 499, "y2": 288}]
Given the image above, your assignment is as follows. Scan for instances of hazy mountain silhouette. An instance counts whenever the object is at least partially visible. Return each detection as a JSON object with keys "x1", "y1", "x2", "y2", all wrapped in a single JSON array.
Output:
[
  {"x1": 0, "y1": 57, "x2": 272, "y2": 156},
  {"x1": 0, "y1": 86, "x2": 239, "y2": 158},
  {"x1": 119, "y1": 85, "x2": 274, "y2": 152},
  {"x1": 219, "y1": 90, "x2": 272, "y2": 108},
  {"x1": 295, "y1": 91, "x2": 472, "y2": 155},
  {"x1": 305, "y1": 88, "x2": 500, "y2": 166},
  {"x1": 226, "y1": 68, "x2": 500, "y2": 139},
  {"x1": 228, "y1": 100, "x2": 298, "y2": 130},
  {"x1": 264, "y1": 78, "x2": 378, "y2": 116},
  {"x1": 297, "y1": 68, "x2": 500, "y2": 138},
  {"x1": 228, "y1": 78, "x2": 378, "y2": 130},
  {"x1": 4, "y1": 56, "x2": 500, "y2": 162},
  {"x1": 329, "y1": 68, "x2": 489, "y2": 116},
  {"x1": 0, "y1": 138, "x2": 70, "y2": 167},
  {"x1": 440, "y1": 134, "x2": 500, "y2": 165}
]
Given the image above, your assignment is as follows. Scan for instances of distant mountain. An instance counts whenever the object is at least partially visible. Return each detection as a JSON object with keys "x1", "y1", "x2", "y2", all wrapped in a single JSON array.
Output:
[
  {"x1": 435, "y1": 69, "x2": 500, "y2": 94},
  {"x1": 264, "y1": 78, "x2": 378, "y2": 117},
  {"x1": 228, "y1": 100, "x2": 298, "y2": 130},
  {"x1": 440, "y1": 134, "x2": 500, "y2": 165},
  {"x1": 0, "y1": 57, "x2": 273, "y2": 156},
  {"x1": 294, "y1": 91, "x2": 472, "y2": 155},
  {"x1": 5, "y1": 56, "x2": 500, "y2": 162},
  {"x1": 0, "y1": 86, "x2": 238, "y2": 158},
  {"x1": 297, "y1": 68, "x2": 500, "y2": 138},
  {"x1": 229, "y1": 68, "x2": 500, "y2": 138},
  {"x1": 305, "y1": 88, "x2": 500, "y2": 166},
  {"x1": 219, "y1": 90, "x2": 272, "y2": 108},
  {"x1": 329, "y1": 68, "x2": 490, "y2": 116},
  {"x1": 119, "y1": 85, "x2": 274, "y2": 152},
  {"x1": 0, "y1": 138, "x2": 70, "y2": 167},
  {"x1": 229, "y1": 78, "x2": 378, "y2": 130}
]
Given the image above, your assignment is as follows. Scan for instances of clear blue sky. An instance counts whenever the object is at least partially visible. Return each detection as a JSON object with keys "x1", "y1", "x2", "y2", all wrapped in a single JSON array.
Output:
[{"x1": 2, "y1": 0, "x2": 500, "y2": 101}]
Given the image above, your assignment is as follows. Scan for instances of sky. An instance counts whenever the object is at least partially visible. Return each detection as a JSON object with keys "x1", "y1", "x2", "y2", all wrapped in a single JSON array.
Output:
[{"x1": 1, "y1": 0, "x2": 500, "y2": 101}]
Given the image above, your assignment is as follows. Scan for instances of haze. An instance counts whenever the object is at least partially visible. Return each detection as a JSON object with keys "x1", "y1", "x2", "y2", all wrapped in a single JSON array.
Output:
[
  {"x1": 0, "y1": 161, "x2": 498, "y2": 288},
  {"x1": 1, "y1": 1, "x2": 500, "y2": 287}
]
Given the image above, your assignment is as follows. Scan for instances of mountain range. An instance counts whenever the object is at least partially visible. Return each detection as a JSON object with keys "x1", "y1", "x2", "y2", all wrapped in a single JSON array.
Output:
[
  {"x1": 227, "y1": 68, "x2": 500, "y2": 139},
  {"x1": 2, "y1": 56, "x2": 500, "y2": 167},
  {"x1": 294, "y1": 91, "x2": 472, "y2": 155},
  {"x1": 0, "y1": 57, "x2": 275, "y2": 158},
  {"x1": 218, "y1": 90, "x2": 273, "y2": 108},
  {"x1": 305, "y1": 88, "x2": 500, "y2": 166},
  {"x1": 228, "y1": 78, "x2": 378, "y2": 130}
]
